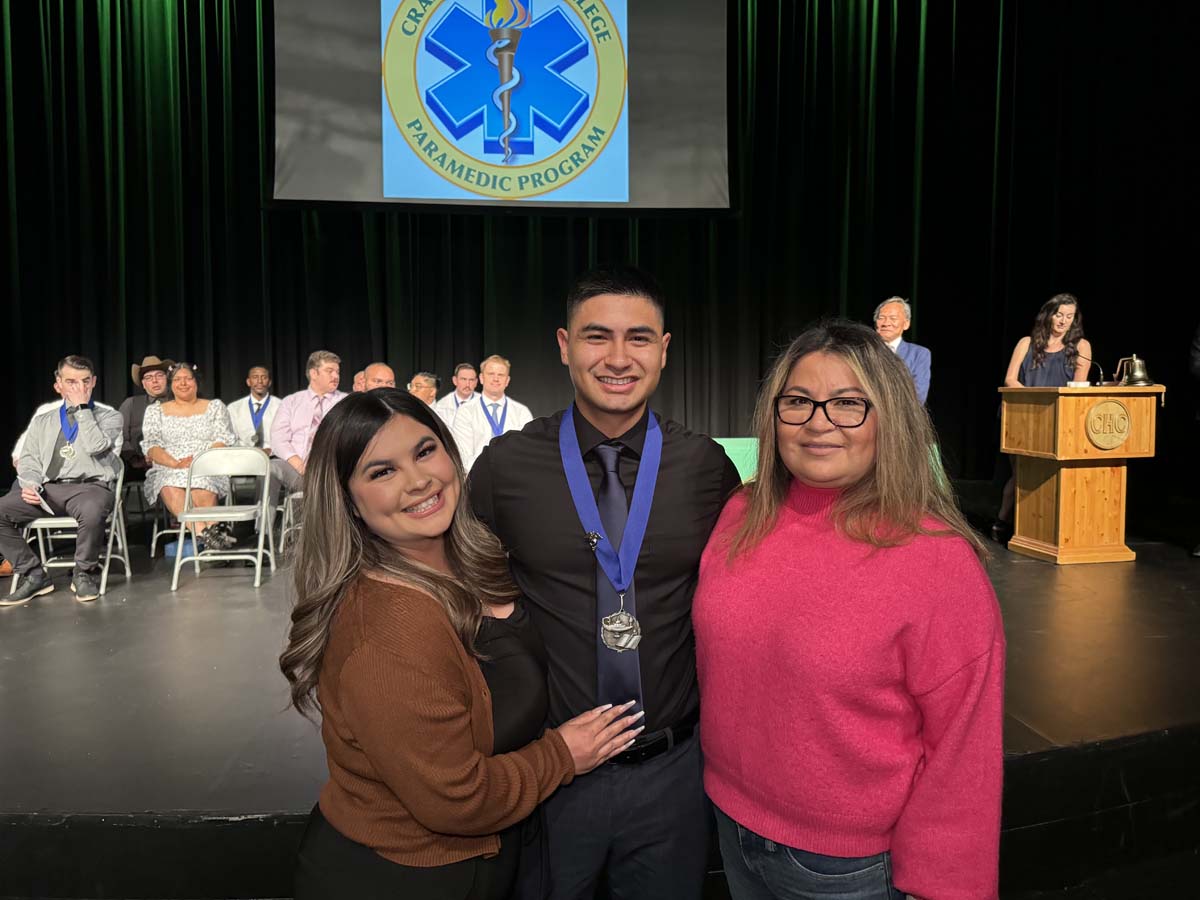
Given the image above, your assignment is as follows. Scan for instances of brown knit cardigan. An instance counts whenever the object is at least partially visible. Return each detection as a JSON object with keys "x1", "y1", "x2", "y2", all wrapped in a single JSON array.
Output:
[{"x1": 315, "y1": 574, "x2": 575, "y2": 866}]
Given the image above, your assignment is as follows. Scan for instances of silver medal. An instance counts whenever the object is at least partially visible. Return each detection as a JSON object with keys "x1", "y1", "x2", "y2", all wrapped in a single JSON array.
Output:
[
  {"x1": 60, "y1": 444, "x2": 76, "y2": 460},
  {"x1": 601, "y1": 593, "x2": 642, "y2": 652}
]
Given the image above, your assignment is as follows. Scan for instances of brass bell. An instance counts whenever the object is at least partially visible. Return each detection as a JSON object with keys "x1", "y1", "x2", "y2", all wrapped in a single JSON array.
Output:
[{"x1": 1114, "y1": 354, "x2": 1154, "y2": 386}]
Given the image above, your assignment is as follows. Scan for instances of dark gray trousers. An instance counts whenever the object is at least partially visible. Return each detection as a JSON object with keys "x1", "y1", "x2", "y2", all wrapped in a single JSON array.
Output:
[
  {"x1": 0, "y1": 482, "x2": 115, "y2": 574},
  {"x1": 541, "y1": 732, "x2": 710, "y2": 900}
]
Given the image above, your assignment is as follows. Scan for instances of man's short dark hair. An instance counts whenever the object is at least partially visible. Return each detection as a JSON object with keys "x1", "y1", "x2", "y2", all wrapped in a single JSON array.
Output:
[
  {"x1": 248, "y1": 364, "x2": 270, "y2": 376},
  {"x1": 452, "y1": 362, "x2": 476, "y2": 376},
  {"x1": 566, "y1": 265, "x2": 666, "y2": 327},
  {"x1": 57, "y1": 355, "x2": 95, "y2": 377}
]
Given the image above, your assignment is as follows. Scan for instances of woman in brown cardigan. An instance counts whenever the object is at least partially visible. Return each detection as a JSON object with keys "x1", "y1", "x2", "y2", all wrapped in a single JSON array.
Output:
[{"x1": 281, "y1": 390, "x2": 641, "y2": 899}]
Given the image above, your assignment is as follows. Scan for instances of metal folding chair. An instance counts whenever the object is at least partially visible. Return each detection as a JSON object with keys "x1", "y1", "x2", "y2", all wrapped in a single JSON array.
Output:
[
  {"x1": 11, "y1": 464, "x2": 131, "y2": 596},
  {"x1": 170, "y1": 448, "x2": 276, "y2": 590}
]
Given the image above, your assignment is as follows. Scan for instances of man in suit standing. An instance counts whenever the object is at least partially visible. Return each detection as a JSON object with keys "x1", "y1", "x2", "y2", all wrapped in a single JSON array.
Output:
[{"x1": 874, "y1": 297, "x2": 931, "y2": 404}]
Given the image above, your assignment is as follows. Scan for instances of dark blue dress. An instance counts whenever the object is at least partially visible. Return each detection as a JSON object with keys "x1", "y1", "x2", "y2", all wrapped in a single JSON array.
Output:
[{"x1": 1018, "y1": 346, "x2": 1073, "y2": 387}]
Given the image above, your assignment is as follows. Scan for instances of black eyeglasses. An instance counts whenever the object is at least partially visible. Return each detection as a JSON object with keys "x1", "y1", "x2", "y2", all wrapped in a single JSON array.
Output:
[{"x1": 774, "y1": 394, "x2": 873, "y2": 428}]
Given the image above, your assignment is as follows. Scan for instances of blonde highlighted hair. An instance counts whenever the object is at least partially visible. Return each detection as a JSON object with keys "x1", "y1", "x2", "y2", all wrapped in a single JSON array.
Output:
[
  {"x1": 279, "y1": 389, "x2": 520, "y2": 719},
  {"x1": 730, "y1": 320, "x2": 987, "y2": 561},
  {"x1": 479, "y1": 354, "x2": 511, "y2": 373}
]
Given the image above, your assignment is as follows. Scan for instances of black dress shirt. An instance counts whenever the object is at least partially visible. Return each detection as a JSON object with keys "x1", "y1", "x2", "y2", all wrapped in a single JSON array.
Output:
[{"x1": 468, "y1": 407, "x2": 740, "y2": 733}]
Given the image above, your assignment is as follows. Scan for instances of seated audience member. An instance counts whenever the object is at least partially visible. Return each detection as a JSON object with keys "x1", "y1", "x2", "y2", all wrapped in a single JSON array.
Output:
[
  {"x1": 352, "y1": 371, "x2": 366, "y2": 393},
  {"x1": 995, "y1": 294, "x2": 1092, "y2": 539},
  {"x1": 451, "y1": 355, "x2": 533, "y2": 471},
  {"x1": 406, "y1": 371, "x2": 439, "y2": 406},
  {"x1": 141, "y1": 363, "x2": 238, "y2": 550},
  {"x1": 229, "y1": 365, "x2": 278, "y2": 451},
  {"x1": 1, "y1": 355, "x2": 122, "y2": 605},
  {"x1": 432, "y1": 362, "x2": 478, "y2": 424},
  {"x1": 873, "y1": 297, "x2": 931, "y2": 404},
  {"x1": 362, "y1": 362, "x2": 396, "y2": 389},
  {"x1": 269, "y1": 350, "x2": 346, "y2": 494},
  {"x1": 12, "y1": 383, "x2": 121, "y2": 466},
  {"x1": 280, "y1": 390, "x2": 639, "y2": 898},
  {"x1": 119, "y1": 355, "x2": 174, "y2": 481},
  {"x1": 694, "y1": 321, "x2": 1003, "y2": 900}
]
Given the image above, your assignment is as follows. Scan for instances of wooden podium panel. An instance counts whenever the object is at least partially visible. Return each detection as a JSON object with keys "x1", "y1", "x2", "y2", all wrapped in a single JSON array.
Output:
[{"x1": 999, "y1": 386, "x2": 1164, "y2": 564}]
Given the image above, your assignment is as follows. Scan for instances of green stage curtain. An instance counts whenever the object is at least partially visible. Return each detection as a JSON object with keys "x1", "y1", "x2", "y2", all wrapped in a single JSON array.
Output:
[{"x1": 3, "y1": 1, "x2": 1195, "y2": 491}]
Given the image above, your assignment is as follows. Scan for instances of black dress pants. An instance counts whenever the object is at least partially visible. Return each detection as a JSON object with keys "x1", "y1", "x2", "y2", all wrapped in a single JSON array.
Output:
[
  {"x1": 542, "y1": 732, "x2": 710, "y2": 900},
  {"x1": 294, "y1": 805, "x2": 521, "y2": 900},
  {"x1": 0, "y1": 482, "x2": 114, "y2": 574}
]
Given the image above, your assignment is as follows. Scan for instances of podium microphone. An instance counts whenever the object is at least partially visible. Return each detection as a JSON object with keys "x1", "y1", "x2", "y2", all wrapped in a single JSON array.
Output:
[{"x1": 1076, "y1": 354, "x2": 1105, "y2": 384}]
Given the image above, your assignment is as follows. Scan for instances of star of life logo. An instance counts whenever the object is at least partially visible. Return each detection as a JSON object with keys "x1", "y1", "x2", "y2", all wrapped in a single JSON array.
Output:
[{"x1": 383, "y1": 0, "x2": 628, "y2": 201}]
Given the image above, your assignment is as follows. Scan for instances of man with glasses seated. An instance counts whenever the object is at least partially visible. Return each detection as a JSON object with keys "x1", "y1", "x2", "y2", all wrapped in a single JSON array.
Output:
[
  {"x1": 873, "y1": 297, "x2": 931, "y2": 404},
  {"x1": 0, "y1": 355, "x2": 122, "y2": 605}
]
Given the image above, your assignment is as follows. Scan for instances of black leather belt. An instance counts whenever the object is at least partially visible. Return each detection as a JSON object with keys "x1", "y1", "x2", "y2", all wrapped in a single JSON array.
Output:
[
  {"x1": 609, "y1": 708, "x2": 699, "y2": 766},
  {"x1": 50, "y1": 476, "x2": 109, "y2": 486}
]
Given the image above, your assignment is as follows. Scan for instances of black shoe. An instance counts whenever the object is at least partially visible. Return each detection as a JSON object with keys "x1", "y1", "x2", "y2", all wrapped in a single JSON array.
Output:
[
  {"x1": 1192, "y1": 544, "x2": 1200, "y2": 558},
  {"x1": 71, "y1": 570, "x2": 101, "y2": 603},
  {"x1": 990, "y1": 521, "x2": 1014, "y2": 543},
  {"x1": 202, "y1": 522, "x2": 235, "y2": 551},
  {"x1": 2, "y1": 568, "x2": 55, "y2": 606}
]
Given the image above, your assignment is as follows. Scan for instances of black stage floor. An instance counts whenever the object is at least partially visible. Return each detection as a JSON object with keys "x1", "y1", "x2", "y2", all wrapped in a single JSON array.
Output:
[{"x1": 2, "y1": 511, "x2": 1199, "y2": 899}]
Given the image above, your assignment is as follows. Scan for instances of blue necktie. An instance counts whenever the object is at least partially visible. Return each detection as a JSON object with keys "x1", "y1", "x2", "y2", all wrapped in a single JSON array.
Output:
[{"x1": 594, "y1": 443, "x2": 644, "y2": 713}]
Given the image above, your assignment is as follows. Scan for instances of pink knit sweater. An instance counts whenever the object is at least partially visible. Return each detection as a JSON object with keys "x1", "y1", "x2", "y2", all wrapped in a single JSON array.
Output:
[{"x1": 694, "y1": 481, "x2": 1004, "y2": 900}]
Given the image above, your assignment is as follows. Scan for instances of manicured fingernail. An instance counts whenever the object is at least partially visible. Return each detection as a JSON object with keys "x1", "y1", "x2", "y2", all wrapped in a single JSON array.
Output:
[
  {"x1": 633, "y1": 725, "x2": 645, "y2": 735},
  {"x1": 634, "y1": 710, "x2": 646, "y2": 720},
  {"x1": 599, "y1": 704, "x2": 613, "y2": 711},
  {"x1": 622, "y1": 700, "x2": 637, "y2": 709}
]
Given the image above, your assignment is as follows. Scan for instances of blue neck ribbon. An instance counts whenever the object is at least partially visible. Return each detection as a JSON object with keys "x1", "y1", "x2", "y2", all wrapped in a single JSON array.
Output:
[
  {"x1": 249, "y1": 395, "x2": 270, "y2": 430},
  {"x1": 558, "y1": 405, "x2": 662, "y2": 596},
  {"x1": 59, "y1": 402, "x2": 92, "y2": 443},
  {"x1": 480, "y1": 396, "x2": 508, "y2": 437}
]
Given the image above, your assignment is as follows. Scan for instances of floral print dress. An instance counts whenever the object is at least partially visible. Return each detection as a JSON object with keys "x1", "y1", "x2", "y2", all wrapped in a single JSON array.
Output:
[{"x1": 140, "y1": 400, "x2": 236, "y2": 505}]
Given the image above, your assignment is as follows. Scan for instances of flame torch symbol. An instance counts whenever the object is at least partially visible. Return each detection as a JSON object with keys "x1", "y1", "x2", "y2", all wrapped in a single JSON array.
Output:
[{"x1": 485, "y1": 0, "x2": 531, "y2": 163}]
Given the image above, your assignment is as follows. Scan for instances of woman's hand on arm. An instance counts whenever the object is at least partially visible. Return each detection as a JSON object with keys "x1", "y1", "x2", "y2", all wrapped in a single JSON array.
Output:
[{"x1": 1003, "y1": 337, "x2": 1030, "y2": 387}]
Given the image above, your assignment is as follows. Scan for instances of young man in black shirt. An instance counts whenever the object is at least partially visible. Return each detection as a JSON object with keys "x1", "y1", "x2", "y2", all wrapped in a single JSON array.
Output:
[{"x1": 468, "y1": 266, "x2": 740, "y2": 900}]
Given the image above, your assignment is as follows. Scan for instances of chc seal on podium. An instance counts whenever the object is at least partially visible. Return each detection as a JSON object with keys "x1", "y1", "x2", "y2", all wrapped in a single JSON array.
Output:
[{"x1": 1085, "y1": 399, "x2": 1131, "y2": 450}]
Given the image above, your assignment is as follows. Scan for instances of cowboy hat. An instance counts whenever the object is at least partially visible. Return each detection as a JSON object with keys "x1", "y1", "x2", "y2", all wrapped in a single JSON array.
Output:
[{"x1": 131, "y1": 355, "x2": 176, "y2": 387}]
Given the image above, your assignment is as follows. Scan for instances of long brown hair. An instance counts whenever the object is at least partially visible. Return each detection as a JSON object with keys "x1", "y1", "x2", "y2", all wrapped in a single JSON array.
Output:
[
  {"x1": 730, "y1": 320, "x2": 987, "y2": 561},
  {"x1": 1030, "y1": 293, "x2": 1085, "y2": 369},
  {"x1": 279, "y1": 389, "x2": 520, "y2": 719}
]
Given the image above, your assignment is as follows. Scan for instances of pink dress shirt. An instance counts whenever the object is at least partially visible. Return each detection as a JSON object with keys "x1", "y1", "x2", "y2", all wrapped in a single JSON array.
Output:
[{"x1": 269, "y1": 388, "x2": 347, "y2": 462}]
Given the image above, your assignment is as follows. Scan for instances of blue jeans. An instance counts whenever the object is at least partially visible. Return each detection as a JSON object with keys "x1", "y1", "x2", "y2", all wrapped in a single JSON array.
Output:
[{"x1": 714, "y1": 806, "x2": 904, "y2": 900}]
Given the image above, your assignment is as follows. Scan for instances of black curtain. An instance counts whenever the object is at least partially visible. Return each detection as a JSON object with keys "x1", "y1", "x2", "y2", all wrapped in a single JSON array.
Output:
[{"x1": 3, "y1": 0, "x2": 1197, "y2": 504}]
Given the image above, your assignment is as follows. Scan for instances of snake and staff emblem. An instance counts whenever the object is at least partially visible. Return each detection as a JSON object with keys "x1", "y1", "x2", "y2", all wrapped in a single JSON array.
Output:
[{"x1": 485, "y1": 0, "x2": 532, "y2": 163}]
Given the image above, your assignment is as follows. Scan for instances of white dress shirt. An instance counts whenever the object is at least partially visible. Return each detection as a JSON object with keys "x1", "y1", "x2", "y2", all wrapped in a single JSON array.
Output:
[
  {"x1": 451, "y1": 393, "x2": 533, "y2": 471},
  {"x1": 433, "y1": 390, "x2": 476, "y2": 427},
  {"x1": 228, "y1": 393, "x2": 280, "y2": 450},
  {"x1": 885, "y1": 335, "x2": 903, "y2": 351}
]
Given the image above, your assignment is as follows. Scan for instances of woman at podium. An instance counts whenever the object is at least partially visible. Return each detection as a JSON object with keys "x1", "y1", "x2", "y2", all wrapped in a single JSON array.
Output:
[
  {"x1": 994, "y1": 294, "x2": 1093, "y2": 538},
  {"x1": 1002, "y1": 293, "x2": 1093, "y2": 388}
]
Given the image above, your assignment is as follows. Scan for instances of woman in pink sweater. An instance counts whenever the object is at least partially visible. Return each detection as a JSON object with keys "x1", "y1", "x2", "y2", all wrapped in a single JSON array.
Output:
[{"x1": 694, "y1": 321, "x2": 1004, "y2": 900}]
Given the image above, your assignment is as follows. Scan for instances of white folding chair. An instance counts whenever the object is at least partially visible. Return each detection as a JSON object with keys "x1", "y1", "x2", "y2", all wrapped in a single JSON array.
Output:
[
  {"x1": 149, "y1": 500, "x2": 176, "y2": 557},
  {"x1": 12, "y1": 464, "x2": 131, "y2": 596},
  {"x1": 170, "y1": 448, "x2": 276, "y2": 590},
  {"x1": 278, "y1": 491, "x2": 304, "y2": 552}
]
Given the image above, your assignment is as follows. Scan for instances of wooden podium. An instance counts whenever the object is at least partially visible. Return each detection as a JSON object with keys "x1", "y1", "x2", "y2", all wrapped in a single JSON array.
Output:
[{"x1": 998, "y1": 385, "x2": 1165, "y2": 564}]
